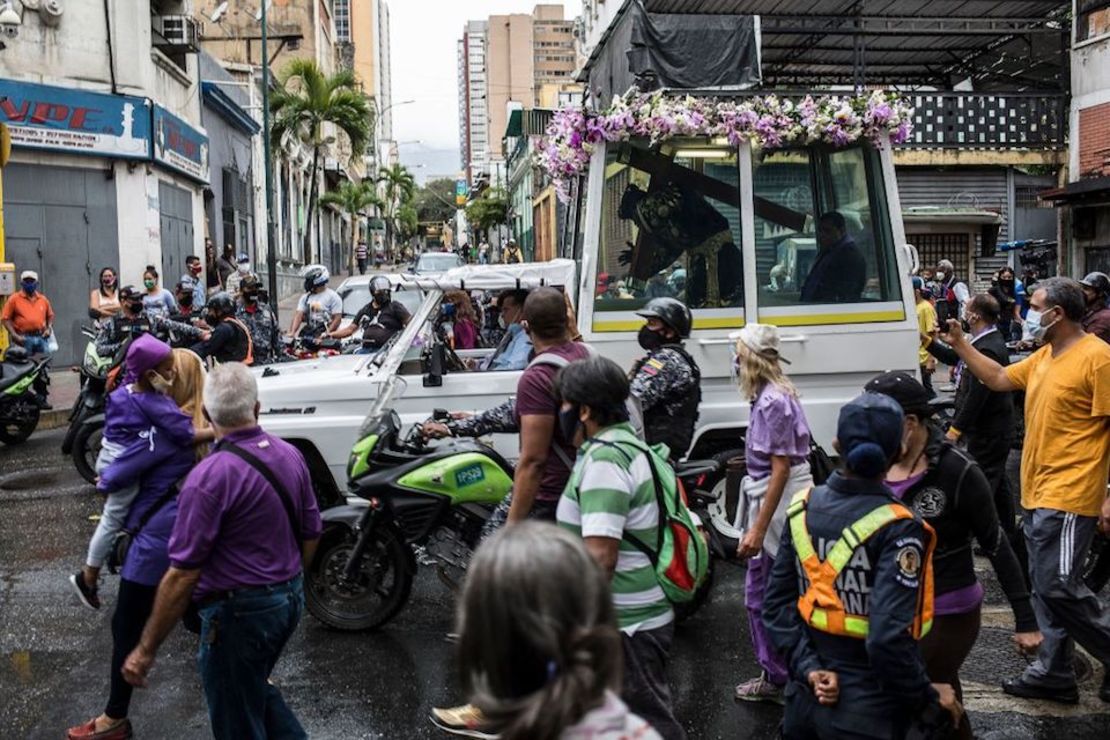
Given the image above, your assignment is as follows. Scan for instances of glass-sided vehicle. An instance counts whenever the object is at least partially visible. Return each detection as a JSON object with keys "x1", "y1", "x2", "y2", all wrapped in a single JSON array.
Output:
[{"x1": 412, "y1": 251, "x2": 465, "y2": 276}]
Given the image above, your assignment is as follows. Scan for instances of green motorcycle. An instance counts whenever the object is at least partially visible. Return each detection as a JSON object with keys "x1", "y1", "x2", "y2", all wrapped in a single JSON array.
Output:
[
  {"x1": 0, "y1": 346, "x2": 50, "y2": 445},
  {"x1": 305, "y1": 377, "x2": 513, "y2": 631}
]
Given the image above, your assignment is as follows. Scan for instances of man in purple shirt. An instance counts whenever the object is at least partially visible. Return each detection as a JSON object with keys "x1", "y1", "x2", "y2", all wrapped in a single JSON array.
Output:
[{"x1": 122, "y1": 363, "x2": 322, "y2": 740}]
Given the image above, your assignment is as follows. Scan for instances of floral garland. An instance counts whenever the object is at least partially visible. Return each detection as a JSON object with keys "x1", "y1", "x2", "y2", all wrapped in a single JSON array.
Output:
[{"x1": 536, "y1": 90, "x2": 914, "y2": 201}]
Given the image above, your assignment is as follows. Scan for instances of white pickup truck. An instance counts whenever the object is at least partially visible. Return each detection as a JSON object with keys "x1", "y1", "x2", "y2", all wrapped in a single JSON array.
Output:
[{"x1": 258, "y1": 134, "x2": 921, "y2": 505}]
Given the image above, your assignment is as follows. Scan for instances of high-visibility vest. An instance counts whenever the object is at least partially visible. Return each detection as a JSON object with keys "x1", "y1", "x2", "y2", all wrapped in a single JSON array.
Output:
[
  {"x1": 223, "y1": 317, "x2": 254, "y2": 366},
  {"x1": 787, "y1": 487, "x2": 935, "y2": 640}
]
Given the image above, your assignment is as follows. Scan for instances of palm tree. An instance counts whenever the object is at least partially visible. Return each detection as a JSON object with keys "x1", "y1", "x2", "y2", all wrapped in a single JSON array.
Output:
[
  {"x1": 319, "y1": 180, "x2": 383, "y2": 275},
  {"x1": 377, "y1": 164, "x2": 416, "y2": 257},
  {"x1": 270, "y1": 59, "x2": 373, "y2": 263}
]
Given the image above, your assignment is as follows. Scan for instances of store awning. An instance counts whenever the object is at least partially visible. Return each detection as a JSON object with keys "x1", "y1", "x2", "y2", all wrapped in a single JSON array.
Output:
[{"x1": 1040, "y1": 177, "x2": 1110, "y2": 205}]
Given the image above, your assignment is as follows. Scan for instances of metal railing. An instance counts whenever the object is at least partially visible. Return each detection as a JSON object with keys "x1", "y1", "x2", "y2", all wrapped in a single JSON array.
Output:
[{"x1": 901, "y1": 91, "x2": 1067, "y2": 149}]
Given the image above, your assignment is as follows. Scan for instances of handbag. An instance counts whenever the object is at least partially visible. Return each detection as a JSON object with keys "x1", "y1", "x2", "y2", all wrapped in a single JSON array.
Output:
[
  {"x1": 807, "y1": 440, "x2": 836, "y2": 486},
  {"x1": 106, "y1": 482, "x2": 180, "y2": 574}
]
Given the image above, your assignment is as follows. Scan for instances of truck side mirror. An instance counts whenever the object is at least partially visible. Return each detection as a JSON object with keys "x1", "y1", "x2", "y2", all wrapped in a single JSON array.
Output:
[{"x1": 423, "y1": 343, "x2": 444, "y2": 387}]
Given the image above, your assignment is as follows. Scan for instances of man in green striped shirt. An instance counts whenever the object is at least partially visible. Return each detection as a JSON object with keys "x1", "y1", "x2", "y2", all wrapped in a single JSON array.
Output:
[{"x1": 555, "y1": 356, "x2": 685, "y2": 740}]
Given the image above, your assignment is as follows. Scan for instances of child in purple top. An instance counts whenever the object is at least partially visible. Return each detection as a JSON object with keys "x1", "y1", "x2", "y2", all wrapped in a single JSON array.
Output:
[
  {"x1": 731, "y1": 324, "x2": 814, "y2": 705},
  {"x1": 69, "y1": 334, "x2": 213, "y2": 610}
]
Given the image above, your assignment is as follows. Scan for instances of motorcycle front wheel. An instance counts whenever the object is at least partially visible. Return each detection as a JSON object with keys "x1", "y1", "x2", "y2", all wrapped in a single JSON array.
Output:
[
  {"x1": 72, "y1": 421, "x2": 103, "y2": 485},
  {"x1": 306, "y1": 524, "x2": 414, "y2": 631},
  {"x1": 0, "y1": 405, "x2": 40, "y2": 445}
]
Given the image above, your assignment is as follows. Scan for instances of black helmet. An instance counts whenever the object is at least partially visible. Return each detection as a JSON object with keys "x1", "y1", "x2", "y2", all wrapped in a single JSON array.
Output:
[
  {"x1": 207, "y1": 291, "x2": 235, "y2": 319},
  {"x1": 119, "y1": 285, "x2": 144, "y2": 312},
  {"x1": 1080, "y1": 272, "x2": 1110, "y2": 297},
  {"x1": 369, "y1": 275, "x2": 391, "y2": 304},
  {"x1": 302, "y1": 265, "x2": 330, "y2": 292},
  {"x1": 635, "y1": 297, "x2": 692, "y2": 339}
]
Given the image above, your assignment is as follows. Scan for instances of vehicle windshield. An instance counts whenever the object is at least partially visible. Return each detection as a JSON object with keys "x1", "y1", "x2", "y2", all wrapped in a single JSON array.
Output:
[
  {"x1": 338, "y1": 283, "x2": 423, "y2": 317},
  {"x1": 415, "y1": 253, "x2": 463, "y2": 273},
  {"x1": 357, "y1": 375, "x2": 408, "y2": 439}
]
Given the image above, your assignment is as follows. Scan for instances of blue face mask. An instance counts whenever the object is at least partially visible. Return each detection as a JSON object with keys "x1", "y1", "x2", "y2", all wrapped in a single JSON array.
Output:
[
  {"x1": 1024, "y1": 307, "x2": 1060, "y2": 342},
  {"x1": 22, "y1": 280, "x2": 38, "y2": 295}
]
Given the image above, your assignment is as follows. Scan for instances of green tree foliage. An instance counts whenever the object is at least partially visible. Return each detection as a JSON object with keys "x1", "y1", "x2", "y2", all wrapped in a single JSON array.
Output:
[
  {"x1": 320, "y1": 180, "x2": 382, "y2": 274},
  {"x1": 270, "y1": 59, "x2": 372, "y2": 262},
  {"x1": 396, "y1": 202, "x2": 419, "y2": 243},
  {"x1": 413, "y1": 178, "x2": 458, "y2": 226},
  {"x1": 376, "y1": 164, "x2": 416, "y2": 255},
  {"x1": 465, "y1": 188, "x2": 509, "y2": 235}
]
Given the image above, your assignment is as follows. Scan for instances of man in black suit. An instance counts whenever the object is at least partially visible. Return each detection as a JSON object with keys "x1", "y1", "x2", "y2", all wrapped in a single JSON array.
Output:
[
  {"x1": 800, "y1": 212, "x2": 867, "y2": 303},
  {"x1": 927, "y1": 294, "x2": 1020, "y2": 538}
]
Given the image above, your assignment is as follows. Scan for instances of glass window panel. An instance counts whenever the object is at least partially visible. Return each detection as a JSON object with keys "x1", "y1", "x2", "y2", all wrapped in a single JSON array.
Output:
[{"x1": 594, "y1": 138, "x2": 743, "y2": 330}]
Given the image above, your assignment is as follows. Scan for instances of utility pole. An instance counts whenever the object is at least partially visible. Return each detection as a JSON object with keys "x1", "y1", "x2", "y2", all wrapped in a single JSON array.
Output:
[{"x1": 261, "y1": 1, "x2": 279, "y2": 320}]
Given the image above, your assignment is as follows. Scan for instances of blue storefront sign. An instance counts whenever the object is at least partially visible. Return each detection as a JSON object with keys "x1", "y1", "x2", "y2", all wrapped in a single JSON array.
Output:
[
  {"x1": 0, "y1": 79, "x2": 151, "y2": 160},
  {"x1": 152, "y1": 106, "x2": 209, "y2": 183}
]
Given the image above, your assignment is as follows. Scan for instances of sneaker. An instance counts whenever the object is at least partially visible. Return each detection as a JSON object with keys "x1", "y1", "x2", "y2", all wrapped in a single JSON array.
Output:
[
  {"x1": 429, "y1": 704, "x2": 499, "y2": 738},
  {"x1": 734, "y1": 673, "x2": 785, "y2": 705},
  {"x1": 69, "y1": 571, "x2": 101, "y2": 611},
  {"x1": 67, "y1": 717, "x2": 133, "y2": 739},
  {"x1": 1001, "y1": 675, "x2": 1079, "y2": 704}
]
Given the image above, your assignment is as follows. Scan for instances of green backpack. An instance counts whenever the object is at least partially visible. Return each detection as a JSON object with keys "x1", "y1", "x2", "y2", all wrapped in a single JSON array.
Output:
[{"x1": 587, "y1": 429, "x2": 709, "y2": 604}]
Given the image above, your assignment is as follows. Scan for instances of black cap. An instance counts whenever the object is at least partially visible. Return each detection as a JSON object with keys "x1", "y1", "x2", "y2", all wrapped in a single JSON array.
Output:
[
  {"x1": 865, "y1": 371, "x2": 933, "y2": 416},
  {"x1": 838, "y1": 392, "x2": 905, "y2": 478}
]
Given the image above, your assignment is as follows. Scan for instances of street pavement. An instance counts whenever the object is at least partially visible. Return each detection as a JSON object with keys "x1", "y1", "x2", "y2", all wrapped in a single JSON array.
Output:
[{"x1": 2, "y1": 429, "x2": 1108, "y2": 739}]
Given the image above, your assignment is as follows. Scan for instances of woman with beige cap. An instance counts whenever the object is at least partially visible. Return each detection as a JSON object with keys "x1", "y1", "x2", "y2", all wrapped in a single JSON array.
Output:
[{"x1": 731, "y1": 323, "x2": 814, "y2": 705}]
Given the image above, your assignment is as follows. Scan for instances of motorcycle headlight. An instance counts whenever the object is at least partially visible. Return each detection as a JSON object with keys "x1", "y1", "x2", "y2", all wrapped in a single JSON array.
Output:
[{"x1": 347, "y1": 434, "x2": 379, "y2": 481}]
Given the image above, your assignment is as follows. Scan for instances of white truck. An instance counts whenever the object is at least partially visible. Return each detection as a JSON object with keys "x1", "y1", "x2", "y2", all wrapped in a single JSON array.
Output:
[{"x1": 257, "y1": 133, "x2": 920, "y2": 505}]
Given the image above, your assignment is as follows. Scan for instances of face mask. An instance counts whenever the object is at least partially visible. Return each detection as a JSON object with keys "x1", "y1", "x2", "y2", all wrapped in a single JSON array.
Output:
[
  {"x1": 189, "y1": 264, "x2": 202, "y2": 275},
  {"x1": 935, "y1": 272, "x2": 946, "y2": 282},
  {"x1": 244, "y1": 292, "x2": 258, "y2": 304},
  {"x1": 1024, "y1": 308, "x2": 1060, "y2": 342},
  {"x1": 637, "y1": 325, "x2": 665, "y2": 352},
  {"x1": 127, "y1": 301, "x2": 144, "y2": 314},
  {"x1": 102, "y1": 276, "x2": 116, "y2": 287},
  {"x1": 497, "y1": 314, "x2": 508, "y2": 330},
  {"x1": 147, "y1": 370, "x2": 174, "y2": 395},
  {"x1": 144, "y1": 279, "x2": 156, "y2": 290},
  {"x1": 238, "y1": 264, "x2": 250, "y2": 274},
  {"x1": 558, "y1": 405, "x2": 581, "y2": 444},
  {"x1": 22, "y1": 281, "x2": 37, "y2": 295}
]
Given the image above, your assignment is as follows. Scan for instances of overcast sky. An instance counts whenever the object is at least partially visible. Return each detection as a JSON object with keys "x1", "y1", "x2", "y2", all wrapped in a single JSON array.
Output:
[{"x1": 390, "y1": 0, "x2": 581, "y2": 178}]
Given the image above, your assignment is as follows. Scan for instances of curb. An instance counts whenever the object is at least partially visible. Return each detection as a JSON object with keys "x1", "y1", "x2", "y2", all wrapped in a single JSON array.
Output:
[{"x1": 40, "y1": 409, "x2": 70, "y2": 431}]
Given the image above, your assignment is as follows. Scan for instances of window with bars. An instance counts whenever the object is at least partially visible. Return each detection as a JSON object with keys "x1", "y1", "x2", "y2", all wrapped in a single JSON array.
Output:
[
  {"x1": 910, "y1": 234, "x2": 972, "y2": 279},
  {"x1": 221, "y1": 167, "x2": 255, "y2": 259}
]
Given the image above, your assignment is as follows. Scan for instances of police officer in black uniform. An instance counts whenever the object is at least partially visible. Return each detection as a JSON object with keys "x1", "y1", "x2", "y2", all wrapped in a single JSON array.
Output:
[
  {"x1": 629, "y1": 297, "x2": 701, "y2": 461},
  {"x1": 191, "y1": 292, "x2": 252, "y2": 365},
  {"x1": 329, "y1": 275, "x2": 411, "y2": 353},
  {"x1": 764, "y1": 392, "x2": 962, "y2": 739},
  {"x1": 95, "y1": 286, "x2": 153, "y2": 358}
]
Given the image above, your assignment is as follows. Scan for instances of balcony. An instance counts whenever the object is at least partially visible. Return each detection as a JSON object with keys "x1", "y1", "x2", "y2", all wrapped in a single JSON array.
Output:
[{"x1": 902, "y1": 92, "x2": 1067, "y2": 150}]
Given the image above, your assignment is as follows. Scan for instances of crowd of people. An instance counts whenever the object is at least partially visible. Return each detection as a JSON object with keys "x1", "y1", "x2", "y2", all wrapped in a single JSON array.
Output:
[{"x1": 20, "y1": 253, "x2": 1106, "y2": 739}]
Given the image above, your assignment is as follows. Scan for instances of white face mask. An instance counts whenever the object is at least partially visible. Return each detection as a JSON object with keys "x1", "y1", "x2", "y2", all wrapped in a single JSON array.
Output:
[
  {"x1": 936, "y1": 271, "x2": 946, "y2": 282},
  {"x1": 147, "y1": 370, "x2": 175, "y2": 395},
  {"x1": 1024, "y1": 308, "x2": 1060, "y2": 342},
  {"x1": 238, "y1": 263, "x2": 250, "y2": 274}
]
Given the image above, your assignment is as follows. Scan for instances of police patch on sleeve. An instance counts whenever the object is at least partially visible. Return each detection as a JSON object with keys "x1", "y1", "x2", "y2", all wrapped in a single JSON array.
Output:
[{"x1": 893, "y1": 537, "x2": 924, "y2": 588}]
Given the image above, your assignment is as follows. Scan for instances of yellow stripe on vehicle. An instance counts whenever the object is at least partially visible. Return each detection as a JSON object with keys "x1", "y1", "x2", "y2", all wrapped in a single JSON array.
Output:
[
  {"x1": 592, "y1": 316, "x2": 746, "y2": 332},
  {"x1": 760, "y1": 309, "x2": 906, "y2": 327}
]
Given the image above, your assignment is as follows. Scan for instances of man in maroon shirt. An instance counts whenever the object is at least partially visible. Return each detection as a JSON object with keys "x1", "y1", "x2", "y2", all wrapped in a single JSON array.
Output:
[
  {"x1": 1080, "y1": 272, "x2": 1110, "y2": 345},
  {"x1": 122, "y1": 363, "x2": 322, "y2": 739},
  {"x1": 507, "y1": 287, "x2": 592, "y2": 522}
]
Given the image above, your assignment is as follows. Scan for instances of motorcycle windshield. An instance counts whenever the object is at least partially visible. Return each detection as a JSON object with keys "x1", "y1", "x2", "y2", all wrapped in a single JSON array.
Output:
[{"x1": 357, "y1": 375, "x2": 408, "y2": 439}]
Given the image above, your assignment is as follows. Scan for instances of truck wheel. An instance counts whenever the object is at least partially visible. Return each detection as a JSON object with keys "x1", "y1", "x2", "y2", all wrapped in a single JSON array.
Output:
[
  {"x1": 305, "y1": 525, "x2": 413, "y2": 631},
  {"x1": 72, "y1": 421, "x2": 103, "y2": 485}
]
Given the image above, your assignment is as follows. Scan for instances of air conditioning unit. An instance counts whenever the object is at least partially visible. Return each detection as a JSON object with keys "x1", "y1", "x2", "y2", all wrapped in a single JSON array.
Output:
[{"x1": 154, "y1": 14, "x2": 200, "y2": 51}]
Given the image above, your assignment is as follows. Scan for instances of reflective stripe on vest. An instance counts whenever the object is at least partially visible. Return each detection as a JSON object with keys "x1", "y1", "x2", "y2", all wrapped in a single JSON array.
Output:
[{"x1": 787, "y1": 487, "x2": 935, "y2": 639}]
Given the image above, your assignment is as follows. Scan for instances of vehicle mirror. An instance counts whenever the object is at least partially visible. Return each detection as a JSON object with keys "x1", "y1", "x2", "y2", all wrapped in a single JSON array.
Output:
[{"x1": 424, "y1": 343, "x2": 444, "y2": 387}]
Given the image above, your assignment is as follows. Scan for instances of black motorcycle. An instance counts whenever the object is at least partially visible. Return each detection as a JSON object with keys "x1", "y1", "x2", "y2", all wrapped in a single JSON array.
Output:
[
  {"x1": 0, "y1": 346, "x2": 50, "y2": 445},
  {"x1": 62, "y1": 324, "x2": 126, "y2": 484}
]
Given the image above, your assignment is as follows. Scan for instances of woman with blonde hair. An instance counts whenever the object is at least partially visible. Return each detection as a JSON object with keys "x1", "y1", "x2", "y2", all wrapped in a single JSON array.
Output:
[
  {"x1": 441, "y1": 521, "x2": 659, "y2": 740},
  {"x1": 731, "y1": 323, "x2": 814, "y2": 705},
  {"x1": 168, "y1": 348, "x2": 209, "y2": 458}
]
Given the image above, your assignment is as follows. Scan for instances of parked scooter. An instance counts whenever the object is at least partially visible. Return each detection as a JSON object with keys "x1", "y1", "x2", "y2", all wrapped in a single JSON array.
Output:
[
  {"x1": 62, "y1": 322, "x2": 126, "y2": 484},
  {"x1": 0, "y1": 346, "x2": 51, "y2": 445},
  {"x1": 305, "y1": 377, "x2": 718, "y2": 631}
]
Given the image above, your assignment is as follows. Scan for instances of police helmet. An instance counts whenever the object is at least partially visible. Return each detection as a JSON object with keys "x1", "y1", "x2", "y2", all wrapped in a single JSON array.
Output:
[
  {"x1": 635, "y1": 297, "x2": 692, "y2": 339},
  {"x1": 207, "y1": 292, "x2": 236, "y2": 319},
  {"x1": 369, "y1": 275, "x2": 392, "y2": 304},
  {"x1": 1080, "y1": 272, "x2": 1110, "y2": 298},
  {"x1": 4, "y1": 345, "x2": 30, "y2": 363},
  {"x1": 302, "y1": 265, "x2": 330, "y2": 292},
  {"x1": 119, "y1": 285, "x2": 144, "y2": 312}
]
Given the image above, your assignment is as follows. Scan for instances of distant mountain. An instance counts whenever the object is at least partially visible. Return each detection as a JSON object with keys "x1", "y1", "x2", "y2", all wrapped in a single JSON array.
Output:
[{"x1": 398, "y1": 145, "x2": 463, "y2": 184}]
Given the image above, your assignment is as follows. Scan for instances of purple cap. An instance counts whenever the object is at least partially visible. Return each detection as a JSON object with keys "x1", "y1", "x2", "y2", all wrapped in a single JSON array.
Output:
[{"x1": 122, "y1": 333, "x2": 172, "y2": 385}]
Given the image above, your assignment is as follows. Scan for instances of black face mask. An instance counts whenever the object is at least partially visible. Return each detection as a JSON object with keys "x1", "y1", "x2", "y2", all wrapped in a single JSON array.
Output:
[
  {"x1": 558, "y1": 404, "x2": 581, "y2": 444},
  {"x1": 638, "y1": 326, "x2": 665, "y2": 352},
  {"x1": 126, "y1": 301, "x2": 144, "y2": 315}
]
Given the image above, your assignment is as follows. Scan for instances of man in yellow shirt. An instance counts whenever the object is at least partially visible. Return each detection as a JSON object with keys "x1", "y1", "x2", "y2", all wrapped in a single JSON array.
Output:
[
  {"x1": 939, "y1": 277, "x2": 1110, "y2": 705},
  {"x1": 913, "y1": 276, "x2": 938, "y2": 397}
]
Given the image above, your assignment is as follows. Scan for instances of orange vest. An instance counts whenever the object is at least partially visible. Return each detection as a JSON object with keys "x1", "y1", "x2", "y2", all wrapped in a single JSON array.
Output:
[{"x1": 787, "y1": 487, "x2": 936, "y2": 639}]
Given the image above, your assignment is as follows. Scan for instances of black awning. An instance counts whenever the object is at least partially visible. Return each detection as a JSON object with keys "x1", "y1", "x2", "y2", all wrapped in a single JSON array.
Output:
[{"x1": 1040, "y1": 177, "x2": 1110, "y2": 205}]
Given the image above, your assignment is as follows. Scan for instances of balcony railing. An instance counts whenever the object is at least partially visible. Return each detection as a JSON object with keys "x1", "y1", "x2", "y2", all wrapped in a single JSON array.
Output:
[{"x1": 902, "y1": 92, "x2": 1067, "y2": 149}]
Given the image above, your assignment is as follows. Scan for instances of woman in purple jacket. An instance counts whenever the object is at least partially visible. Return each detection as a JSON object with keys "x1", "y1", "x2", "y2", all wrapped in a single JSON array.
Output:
[{"x1": 67, "y1": 350, "x2": 208, "y2": 740}]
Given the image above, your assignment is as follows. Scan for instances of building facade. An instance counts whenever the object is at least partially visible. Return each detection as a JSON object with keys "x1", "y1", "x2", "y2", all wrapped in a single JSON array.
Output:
[
  {"x1": 458, "y1": 20, "x2": 489, "y2": 185},
  {"x1": 0, "y1": 0, "x2": 209, "y2": 366}
]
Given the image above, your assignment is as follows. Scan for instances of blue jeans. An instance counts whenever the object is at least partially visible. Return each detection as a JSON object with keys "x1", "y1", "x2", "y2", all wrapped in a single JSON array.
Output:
[
  {"x1": 22, "y1": 334, "x2": 50, "y2": 355},
  {"x1": 196, "y1": 575, "x2": 307, "y2": 740}
]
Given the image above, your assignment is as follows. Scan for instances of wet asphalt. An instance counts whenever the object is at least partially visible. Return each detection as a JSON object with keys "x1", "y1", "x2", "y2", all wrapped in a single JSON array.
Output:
[{"x1": 2, "y1": 429, "x2": 1108, "y2": 739}]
